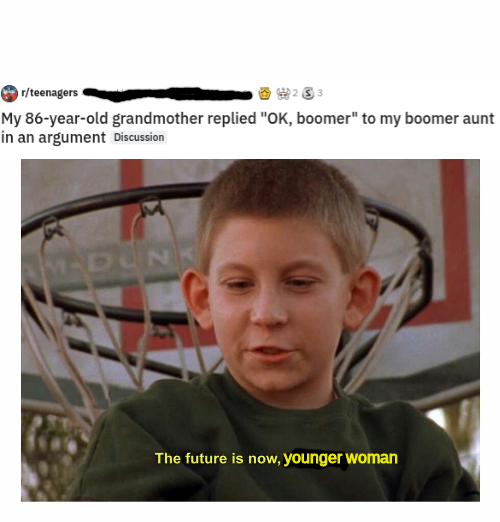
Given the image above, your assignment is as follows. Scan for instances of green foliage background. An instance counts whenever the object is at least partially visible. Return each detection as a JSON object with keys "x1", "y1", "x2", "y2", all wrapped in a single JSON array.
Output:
[{"x1": 21, "y1": 412, "x2": 88, "y2": 501}]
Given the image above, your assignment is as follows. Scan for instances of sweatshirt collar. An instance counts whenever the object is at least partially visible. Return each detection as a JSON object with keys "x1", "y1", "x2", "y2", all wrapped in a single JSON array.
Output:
[{"x1": 214, "y1": 368, "x2": 352, "y2": 421}]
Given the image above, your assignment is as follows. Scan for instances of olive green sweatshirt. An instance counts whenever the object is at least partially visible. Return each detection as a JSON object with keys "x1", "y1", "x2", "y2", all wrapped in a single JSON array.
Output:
[{"x1": 70, "y1": 370, "x2": 479, "y2": 501}]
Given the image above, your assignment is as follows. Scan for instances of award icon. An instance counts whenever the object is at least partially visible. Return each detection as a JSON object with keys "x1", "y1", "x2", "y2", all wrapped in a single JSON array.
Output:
[
  {"x1": 277, "y1": 88, "x2": 290, "y2": 100},
  {"x1": 302, "y1": 87, "x2": 314, "y2": 100}
]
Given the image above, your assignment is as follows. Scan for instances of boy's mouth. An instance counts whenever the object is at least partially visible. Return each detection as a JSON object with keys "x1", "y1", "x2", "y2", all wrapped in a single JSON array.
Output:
[{"x1": 249, "y1": 346, "x2": 294, "y2": 362}]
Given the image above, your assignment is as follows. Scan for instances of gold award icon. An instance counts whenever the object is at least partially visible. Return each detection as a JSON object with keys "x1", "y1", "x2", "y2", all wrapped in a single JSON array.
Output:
[{"x1": 259, "y1": 88, "x2": 271, "y2": 100}]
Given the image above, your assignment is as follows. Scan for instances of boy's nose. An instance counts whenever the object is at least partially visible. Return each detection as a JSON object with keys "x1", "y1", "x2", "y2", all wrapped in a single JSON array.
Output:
[{"x1": 250, "y1": 288, "x2": 288, "y2": 327}]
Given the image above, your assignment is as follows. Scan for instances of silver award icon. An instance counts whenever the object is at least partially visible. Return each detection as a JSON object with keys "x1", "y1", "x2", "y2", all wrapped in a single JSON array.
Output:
[{"x1": 302, "y1": 87, "x2": 314, "y2": 100}]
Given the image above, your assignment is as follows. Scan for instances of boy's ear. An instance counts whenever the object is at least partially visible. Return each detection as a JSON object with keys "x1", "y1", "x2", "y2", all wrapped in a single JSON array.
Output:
[
  {"x1": 181, "y1": 269, "x2": 213, "y2": 330},
  {"x1": 343, "y1": 266, "x2": 381, "y2": 331}
]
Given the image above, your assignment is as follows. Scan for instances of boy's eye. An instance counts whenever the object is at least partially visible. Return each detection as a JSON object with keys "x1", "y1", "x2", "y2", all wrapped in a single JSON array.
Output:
[
  {"x1": 225, "y1": 280, "x2": 252, "y2": 291},
  {"x1": 286, "y1": 278, "x2": 316, "y2": 289}
]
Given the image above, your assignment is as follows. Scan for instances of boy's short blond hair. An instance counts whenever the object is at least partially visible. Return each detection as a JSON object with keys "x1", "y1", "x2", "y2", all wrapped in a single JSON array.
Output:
[{"x1": 196, "y1": 160, "x2": 366, "y2": 274}]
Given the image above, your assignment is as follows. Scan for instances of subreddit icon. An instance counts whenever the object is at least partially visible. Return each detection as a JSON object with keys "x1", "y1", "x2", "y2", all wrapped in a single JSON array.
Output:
[{"x1": 2, "y1": 85, "x2": 18, "y2": 102}]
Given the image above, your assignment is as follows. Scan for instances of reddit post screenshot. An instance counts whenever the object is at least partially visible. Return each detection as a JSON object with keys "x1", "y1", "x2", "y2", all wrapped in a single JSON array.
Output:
[{"x1": 5, "y1": 1, "x2": 497, "y2": 517}]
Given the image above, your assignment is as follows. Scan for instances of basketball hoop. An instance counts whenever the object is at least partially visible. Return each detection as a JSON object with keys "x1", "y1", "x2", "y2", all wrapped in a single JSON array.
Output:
[{"x1": 22, "y1": 183, "x2": 433, "y2": 429}]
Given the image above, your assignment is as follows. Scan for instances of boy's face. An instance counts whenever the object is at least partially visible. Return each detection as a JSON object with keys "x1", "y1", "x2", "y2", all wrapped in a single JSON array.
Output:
[{"x1": 196, "y1": 216, "x2": 358, "y2": 409}]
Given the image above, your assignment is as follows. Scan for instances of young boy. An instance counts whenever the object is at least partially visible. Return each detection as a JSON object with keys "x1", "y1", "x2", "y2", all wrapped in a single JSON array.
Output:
[{"x1": 70, "y1": 160, "x2": 479, "y2": 501}]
